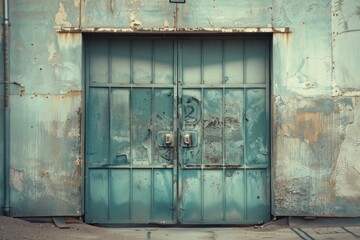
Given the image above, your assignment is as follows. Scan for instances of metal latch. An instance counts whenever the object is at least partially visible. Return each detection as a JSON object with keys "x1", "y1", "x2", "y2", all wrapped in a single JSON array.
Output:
[
  {"x1": 181, "y1": 132, "x2": 197, "y2": 148},
  {"x1": 165, "y1": 133, "x2": 172, "y2": 145},
  {"x1": 183, "y1": 133, "x2": 191, "y2": 146},
  {"x1": 157, "y1": 131, "x2": 174, "y2": 147}
]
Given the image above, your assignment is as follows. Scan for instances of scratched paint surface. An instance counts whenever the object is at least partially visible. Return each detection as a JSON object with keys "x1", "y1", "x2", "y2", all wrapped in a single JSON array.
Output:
[
  {"x1": 0, "y1": 0, "x2": 359, "y2": 220},
  {"x1": 85, "y1": 36, "x2": 270, "y2": 224},
  {"x1": 85, "y1": 37, "x2": 176, "y2": 223}
]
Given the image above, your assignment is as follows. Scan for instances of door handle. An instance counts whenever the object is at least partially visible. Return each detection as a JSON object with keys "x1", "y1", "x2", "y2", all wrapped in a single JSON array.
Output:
[
  {"x1": 183, "y1": 133, "x2": 191, "y2": 146},
  {"x1": 157, "y1": 131, "x2": 174, "y2": 147},
  {"x1": 165, "y1": 133, "x2": 172, "y2": 145},
  {"x1": 181, "y1": 131, "x2": 198, "y2": 148}
]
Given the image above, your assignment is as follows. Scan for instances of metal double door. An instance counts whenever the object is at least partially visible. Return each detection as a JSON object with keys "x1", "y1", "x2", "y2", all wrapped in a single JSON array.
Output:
[{"x1": 85, "y1": 35, "x2": 270, "y2": 225}]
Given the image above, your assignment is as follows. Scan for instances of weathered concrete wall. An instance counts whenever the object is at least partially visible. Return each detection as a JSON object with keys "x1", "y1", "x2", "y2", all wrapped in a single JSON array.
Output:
[
  {"x1": 272, "y1": 0, "x2": 360, "y2": 217},
  {"x1": 8, "y1": 0, "x2": 82, "y2": 216},
  {"x1": 1, "y1": 0, "x2": 359, "y2": 217},
  {"x1": 81, "y1": 0, "x2": 175, "y2": 29}
]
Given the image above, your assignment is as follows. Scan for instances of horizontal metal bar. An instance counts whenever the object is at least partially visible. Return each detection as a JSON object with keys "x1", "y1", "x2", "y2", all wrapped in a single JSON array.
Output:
[
  {"x1": 89, "y1": 83, "x2": 175, "y2": 88},
  {"x1": 181, "y1": 164, "x2": 268, "y2": 170},
  {"x1": 88, "y1": 164, "x2": 174, "y2": 169},
  {"x1": 181, "y1": 84, "x2": 266, "y2": 89}
]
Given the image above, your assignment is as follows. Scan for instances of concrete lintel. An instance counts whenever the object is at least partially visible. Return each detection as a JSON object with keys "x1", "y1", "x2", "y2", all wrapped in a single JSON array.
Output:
[{"x1": 56, "y1": 27, "x2": 290, "y2": 34}]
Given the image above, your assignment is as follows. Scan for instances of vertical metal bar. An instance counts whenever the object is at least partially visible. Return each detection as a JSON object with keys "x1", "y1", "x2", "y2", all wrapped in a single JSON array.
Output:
[
  {"x1": 129, "y1": 40, "x2": 134, "y2": 163},
  {"x1": 107, "y1": 40, "x2": 112, "y2": 221},
  {"x1": 200, "y1": 39, "x2": 204, "y2": 222},
  {"x1": 243, "y1": 40, "x2": 248, "y2": 221},
  {"x1": 150, "y1": 86, "x2": 155, "y2": 220},
  {"x1": 108, "y1": 40, "x2": 112, "y2": 164},
  {"x1": 221, "y1": 40, "x2": 226, "y2": 221},
  {"x1": 84, "y1": 43, "x2": 90, "y2": 220},
  {"x1": 151, "y1": 168, "x2": 154, "y2": 221},
  {"x1": 129, "y1": 39, "x2": 134, "y2": 221},
  {"x1": 175, "y1": 39, "x2": 181, "y2": 223},
  {"x1": 3, "y1": 0, "x2": 11, "y2": 216},
  {"x1": 150, "y1": 40, "x2": 156, "y2": 221},
  {"x1": 265, "y1": 39, "x2": 271, "y2": 218}
]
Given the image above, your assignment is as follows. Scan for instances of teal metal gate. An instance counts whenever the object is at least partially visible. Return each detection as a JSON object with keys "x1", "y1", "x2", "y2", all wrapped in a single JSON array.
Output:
[{"x1": 85, "y1": 35, "x2": 270, "y2": 225}]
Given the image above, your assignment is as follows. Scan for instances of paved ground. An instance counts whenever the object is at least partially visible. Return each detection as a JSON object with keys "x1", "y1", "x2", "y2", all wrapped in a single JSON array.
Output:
[{"x1": 1, "y1": 216, "x2": 360, "y2": 240}]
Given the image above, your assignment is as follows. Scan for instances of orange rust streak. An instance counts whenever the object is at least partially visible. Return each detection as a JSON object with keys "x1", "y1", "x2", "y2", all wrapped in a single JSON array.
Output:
[
  {"x1": 57, "y1": 32, "x2": 81, "y2": 46},
  {"x1": 290, "y1": 112, "x2": 322, "y2": 145}
]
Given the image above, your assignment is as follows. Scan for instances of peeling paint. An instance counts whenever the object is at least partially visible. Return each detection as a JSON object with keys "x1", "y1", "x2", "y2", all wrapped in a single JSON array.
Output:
[
  {"x1": 10, "y1": 169, "x2": 24, "y2": 192},
  {"x1": 55, "y1": 2, "x2": 72, "y2": 27},
  {"x1": 57, "y1": 27, "x2": 290, "y2": 33},
  {"x1": 47, "y1": 42, "x2": 58, "y2": 66},
  {"x1": 74, "y1": 0, "x2": 80, "y2": 8},
  {"x1": 273, "y1": 96, "x2": 357, "y2": 216},
  {"x1": 130, "y1": 12, "x2": 142, "y2": 29},
  {"x1": 333, "y1": 98, "x2": 360, "y2": 201}
]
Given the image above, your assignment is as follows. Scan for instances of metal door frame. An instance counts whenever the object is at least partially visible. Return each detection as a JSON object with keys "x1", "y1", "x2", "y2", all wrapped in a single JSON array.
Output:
[{"x1": 84, "y1": 34, "x2": 272, "y2": 225}]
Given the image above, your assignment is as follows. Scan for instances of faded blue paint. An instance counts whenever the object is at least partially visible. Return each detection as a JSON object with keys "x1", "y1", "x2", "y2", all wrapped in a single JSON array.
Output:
[
  {"x1": 9, "y1": 94, "x2": 82, "y2": 216},
  {"x1": 0, "y1": 0, "x2": 359, "y2": 221},
  {"x1": 85, "y1": 37, "x2": 270, "y2": 224},
  {"x1": 332, "y1": 0, "x2": 360, "y2": 93},
  {"x1": 178, "y1": 0, "x2": 272, "y2": 29},
  {"x1": 81, "y1": 0, "x2": 176, "y2": 29},
  {"x1": 5, "y1": 0, "x2": 83, "y2": 217},
  {"x1": 272, "y1": 0, "x2": 333, "y2": 96}
]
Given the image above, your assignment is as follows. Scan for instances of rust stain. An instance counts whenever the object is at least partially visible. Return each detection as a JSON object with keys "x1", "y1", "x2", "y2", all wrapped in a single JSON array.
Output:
[
  {"x1": 57, "y1": 32, "x2": 81, "y2": 46},
  {"x1": 288, "y1": 112, "x2": 322, "y2": 145},
  {"x1": 274, "y1": 32, "x2": 292, "y2": 59},
  {"x1": 174, "y1": 5, "x2": 179, "y2": 30},
  {"x1": 67, "y1": 90, "x2": 82, "y2": 95}
]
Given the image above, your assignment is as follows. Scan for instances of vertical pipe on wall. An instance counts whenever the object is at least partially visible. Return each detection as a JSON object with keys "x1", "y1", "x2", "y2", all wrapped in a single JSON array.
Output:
[{"x1": 3, "y1": 0, "x2": 10, "y2": 216}]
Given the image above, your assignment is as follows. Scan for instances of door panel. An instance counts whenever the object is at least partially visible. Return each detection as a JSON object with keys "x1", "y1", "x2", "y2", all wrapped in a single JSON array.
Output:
[
  {"x1": 86, "y1": 38, "x2": 176, "y2": 224},
  {"x1": 85, "y1": 36, "x2": 270, "y2": 225},
  {"x1": 224, "y1": 89, "x2": 244, "y2": 165},
  {"x1": 178, "y1": 38, "x2": 269, "y2": 224}
]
